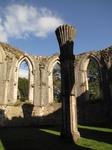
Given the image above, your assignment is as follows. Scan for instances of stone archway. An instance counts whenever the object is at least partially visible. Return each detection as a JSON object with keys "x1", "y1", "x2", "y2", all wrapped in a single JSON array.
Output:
[
  {"x1": 79, "y1": 54, "x2": 101, "y2": 101},
  {"x1": 13, "y1": 55, "x2": 35, "y2": 104},
  {"x1": 46, "y1": 55, "x2": 60, "y2": 103}
]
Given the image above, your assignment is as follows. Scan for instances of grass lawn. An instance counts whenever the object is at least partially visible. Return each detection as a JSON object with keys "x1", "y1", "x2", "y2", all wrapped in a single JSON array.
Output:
[
  {"x1": 77, "y1": 125, "x2": 112, "y2": 150},
  {"x1": 0, "y1": 125, "x2": 112, "y2": 150}
]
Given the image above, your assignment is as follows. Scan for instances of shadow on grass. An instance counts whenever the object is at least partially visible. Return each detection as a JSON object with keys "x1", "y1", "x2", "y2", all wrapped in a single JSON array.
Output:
[
  {"x1": 78, "y1": 126, "x2": 112, "y2": 144},
  {"x1": 0, "y1": 127, "x2": 91, "y2": 150}
]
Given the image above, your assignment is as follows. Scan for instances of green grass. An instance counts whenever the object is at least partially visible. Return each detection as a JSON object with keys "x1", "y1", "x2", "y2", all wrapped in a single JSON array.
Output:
[
  {"x1": 40, "y1": 128, "x2": 60, "y2": 136},
  {"x1": 78, "y1": 125, "x2": 112, "y2": 132},
  {"x1": 77, "y1": 125, "x2": 112, "y2": 150},
  {"x1": 76, "y1": 137, "x2": 112, "y2": 150},
  {"x1": 0, "y1": 125, "x2": 112, "y2": 150},
  {"x1": 0, "y1": 140, "x2": 5, "y2": 150}
]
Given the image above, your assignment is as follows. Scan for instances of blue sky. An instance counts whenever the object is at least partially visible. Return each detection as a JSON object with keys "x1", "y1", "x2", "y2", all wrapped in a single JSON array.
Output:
[{"x1": 0, "y1": 0, "x2": 112, "y2": 56}]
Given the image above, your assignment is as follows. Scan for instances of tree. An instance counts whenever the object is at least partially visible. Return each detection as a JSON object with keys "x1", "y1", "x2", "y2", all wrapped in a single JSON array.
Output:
[
  {"x1": 53, "y1": 64, "x2": 61, "y2": 102},
  {"x1": 87, "y1": 59, "x2": 101, "y2": 100},
  {"x1": 18, "y1": 77, "x2": 28, "y2": 101}
]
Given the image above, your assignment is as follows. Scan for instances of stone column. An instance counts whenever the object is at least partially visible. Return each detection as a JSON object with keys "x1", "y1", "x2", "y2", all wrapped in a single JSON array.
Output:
[
  {"x1": 39, "y1": 64, "x2": 45, "y2": 106},
  {"x1": 55, "y1": 24, "x2": 80, "y2": 142}
]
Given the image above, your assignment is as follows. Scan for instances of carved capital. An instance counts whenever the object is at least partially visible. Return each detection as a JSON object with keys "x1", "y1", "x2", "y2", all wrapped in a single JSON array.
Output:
[{"x1": 55, "y1": 24, "x2": 76, "y2": 48}]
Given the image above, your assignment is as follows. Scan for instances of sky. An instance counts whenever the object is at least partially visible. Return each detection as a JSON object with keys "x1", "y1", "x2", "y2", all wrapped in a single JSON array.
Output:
[{"x1": 0, "y1": 0, "x2": 112, "y2": 57}]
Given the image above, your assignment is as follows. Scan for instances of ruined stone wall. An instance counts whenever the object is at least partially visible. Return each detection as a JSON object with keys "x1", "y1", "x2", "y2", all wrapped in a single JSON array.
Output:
[
  {"x1": 75, "y1": 46, "x2": 112, "y2": 125},
  {"x1": 0, "y1": 41, "x2": 112, "y2": 126},
  {"x1": 0, "y1": 103, "x2": 61, "y2": 127},
  {"x1": 0, "y1": 42, "x2": 59, "y2": 106}
]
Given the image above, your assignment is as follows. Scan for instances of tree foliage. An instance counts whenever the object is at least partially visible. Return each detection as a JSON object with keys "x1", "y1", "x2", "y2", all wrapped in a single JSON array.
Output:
[
  {"x1": 18, "y1": 77, "x2": 28, "y2": 101},
  {"x1": 53, "y1": 64, "x2": 61, "y2": 102},
  {"x1": 87, "y1": 59, "x2": 101, "y2": 100}
]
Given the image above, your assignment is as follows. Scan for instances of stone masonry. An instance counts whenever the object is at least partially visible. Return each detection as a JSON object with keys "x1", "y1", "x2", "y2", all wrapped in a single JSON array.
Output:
[
  {"x1": 55, "y1": 25, "x2": 80, "y2": 141},
  {"x1": 0, "y1": 25, "x2": 112, "y2": 130}
]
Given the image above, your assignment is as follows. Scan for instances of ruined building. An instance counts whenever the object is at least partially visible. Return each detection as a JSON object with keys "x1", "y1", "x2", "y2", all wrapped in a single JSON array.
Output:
[{"x1": 0, "y1": 25, "x2": 112, "y2": 130}]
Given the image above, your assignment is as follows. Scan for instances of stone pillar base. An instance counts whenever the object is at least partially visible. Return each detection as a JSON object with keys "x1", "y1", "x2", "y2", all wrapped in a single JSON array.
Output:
[{"x1": 72, "y1": 131, "x2": 80, "y2": 142}]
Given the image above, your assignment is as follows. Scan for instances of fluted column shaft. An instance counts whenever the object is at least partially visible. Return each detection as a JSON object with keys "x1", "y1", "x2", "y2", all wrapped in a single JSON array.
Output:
[{"x1": 55, "y1": 24, "x2": 80, "y2": 142}]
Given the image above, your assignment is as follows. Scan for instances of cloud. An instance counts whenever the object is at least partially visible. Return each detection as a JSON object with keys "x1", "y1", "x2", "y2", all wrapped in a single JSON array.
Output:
[
  {"x1": 0, "y1": 18, "x2": 8, "y2": 42},
  {"x1": 0, "y1": 4, "x2": 64, "y2": 42},
  {"x1": 19, "y1": 69, "x2": 28, "y2": 79}
]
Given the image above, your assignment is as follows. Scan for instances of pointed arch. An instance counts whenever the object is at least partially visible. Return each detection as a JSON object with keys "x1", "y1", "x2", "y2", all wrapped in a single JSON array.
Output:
[
  {"x1": 46, "y1": 54, "x2": 60, "y2": 103},
  {"x1": 13, "y1": 55, "x2": 35, "y2": 104},
  {"x1": 79, "y1": 53, "x2": 101, "y2": 101}
]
